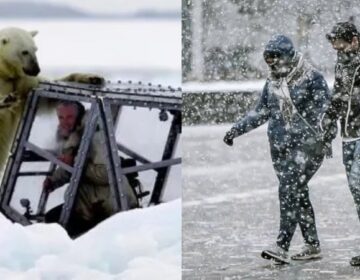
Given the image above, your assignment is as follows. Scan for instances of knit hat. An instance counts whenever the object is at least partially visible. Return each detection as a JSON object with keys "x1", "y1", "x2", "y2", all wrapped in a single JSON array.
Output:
[{"x1": 326, "y1": 22, "x2": 359, "y2": 43}]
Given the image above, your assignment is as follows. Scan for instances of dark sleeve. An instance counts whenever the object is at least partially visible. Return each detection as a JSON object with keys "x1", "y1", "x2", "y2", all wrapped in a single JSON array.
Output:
[
  {"x1": 49, "y1": 168, "x2": 71, "y2": 189},
  {"x1": 310, "y1": 73, "x2": 331, "y2": 111},
  {"x1": 353, "y1": 64, "x2": 360, "y2": 87},
  {"x1": 325, "y1": 78, "x2": 343, "y2": 121},
  {"x1": 231, "y1": 82, "x2": 270, "y2": 138},
  {"x1": 324, "y1": 64, "x2": 345, "y2": 121},
  {"x1": 311, "y1": 73, "x2": 338, "y2": 143}
]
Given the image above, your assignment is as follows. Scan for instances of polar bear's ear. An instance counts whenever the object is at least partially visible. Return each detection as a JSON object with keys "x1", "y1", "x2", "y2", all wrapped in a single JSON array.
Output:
[{"x1": 29, "y1": 30, "x2": 38, "y2": 37}]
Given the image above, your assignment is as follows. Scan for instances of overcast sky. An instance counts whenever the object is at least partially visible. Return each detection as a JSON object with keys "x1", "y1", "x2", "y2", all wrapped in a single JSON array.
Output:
[{"x1": 0, "y1": 0, "x2": 180, "y2": 14}]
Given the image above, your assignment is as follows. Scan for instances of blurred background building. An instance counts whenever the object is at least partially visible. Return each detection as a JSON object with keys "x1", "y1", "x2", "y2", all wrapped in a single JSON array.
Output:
[{"x1": 183, "y1": 0, "x2": 360, "y2": 82}]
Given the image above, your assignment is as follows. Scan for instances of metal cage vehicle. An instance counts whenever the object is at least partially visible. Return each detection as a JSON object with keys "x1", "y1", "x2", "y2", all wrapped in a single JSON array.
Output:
[{"x1": 0, "y1": 80, "x2": 182, "y2": 238}]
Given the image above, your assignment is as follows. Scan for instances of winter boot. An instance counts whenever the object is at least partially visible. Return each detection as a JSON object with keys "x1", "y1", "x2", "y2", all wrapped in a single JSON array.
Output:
[
  {"x1": 261, "y1": 245, "x2": 289, "y2": 265},
  {"x1": 350, "y1": 255, "x2": 360, "y2": 266},
  {"x1": 291, "y1": 244, "x2": 321, "y2": 260}
]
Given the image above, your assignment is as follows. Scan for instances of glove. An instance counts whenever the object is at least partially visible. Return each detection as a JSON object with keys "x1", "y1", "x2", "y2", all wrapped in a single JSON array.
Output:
[
  {"x1": 58, "y1": 154, "x2": 74, "y2": 166},
  {"x1": 43, "y1": 177, "x2": 55, "y2": 193},
  {"x1": 223, "y1": 128, "x2": 237, "y2": 146}
]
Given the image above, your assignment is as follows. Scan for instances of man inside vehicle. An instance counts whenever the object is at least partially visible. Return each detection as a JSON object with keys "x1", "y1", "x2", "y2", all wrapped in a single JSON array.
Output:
[{"x1": 43, "y1": 101, "x2": 138, "y2": 236}]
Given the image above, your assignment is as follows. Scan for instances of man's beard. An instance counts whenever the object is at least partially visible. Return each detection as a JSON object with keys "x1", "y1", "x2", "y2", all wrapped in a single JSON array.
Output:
[{"x1": 58, "y1": 126, "x2": 74, "y2": 138}]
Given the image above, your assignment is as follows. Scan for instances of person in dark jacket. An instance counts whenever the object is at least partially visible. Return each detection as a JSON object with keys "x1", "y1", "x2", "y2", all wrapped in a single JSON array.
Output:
[
  {"x1": 224, "y1": 35, "x2": 336, "y2": 264},
  {"x1": 324, "y1": 21, "x2": 360, "y2": 266}
]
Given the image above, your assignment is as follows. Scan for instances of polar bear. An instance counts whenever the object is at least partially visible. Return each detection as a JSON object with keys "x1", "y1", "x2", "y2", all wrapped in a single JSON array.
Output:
[{"x1": 0, "y1": 27, "x2": 103, "y2": 173}]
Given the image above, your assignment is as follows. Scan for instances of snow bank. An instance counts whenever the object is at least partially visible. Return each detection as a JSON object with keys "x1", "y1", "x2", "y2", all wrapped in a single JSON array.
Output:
[{"x1": 0, "y1": 200, "x2": 181, "y2": 280}]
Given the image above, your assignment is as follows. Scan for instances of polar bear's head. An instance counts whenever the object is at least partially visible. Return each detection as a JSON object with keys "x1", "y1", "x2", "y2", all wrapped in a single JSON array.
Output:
[{"x1": 0, "y1": 27, "x2": 40, "y2": 78}]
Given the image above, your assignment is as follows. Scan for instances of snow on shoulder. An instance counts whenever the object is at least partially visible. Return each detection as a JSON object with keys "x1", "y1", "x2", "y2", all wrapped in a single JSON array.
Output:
[{"x1": 0, "y1": 200, "x2": 181, "y2": 279}]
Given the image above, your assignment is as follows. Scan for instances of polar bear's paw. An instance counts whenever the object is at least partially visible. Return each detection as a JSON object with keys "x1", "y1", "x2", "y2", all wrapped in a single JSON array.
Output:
[
  {"x1": 0, "y1": 94, "x2": 17, "y2": 109},
  {"x1": 60, "y1": 73, "x2": 105, "y2": 86}
]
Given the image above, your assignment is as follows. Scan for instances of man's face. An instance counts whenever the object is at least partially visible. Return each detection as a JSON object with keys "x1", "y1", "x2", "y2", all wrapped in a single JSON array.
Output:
[
  {"x1": 264, "y1": 52, "x2": 291, "y2": 78},
  {"x1": 56, "y1": 104, "x2": 78, "y2": 137},
  {"x1": 264, "y1": 56, "x2": 278, "y2": 66},
  {"x1": 330, "y1": 38, "x2": 357, "y2": 52}
]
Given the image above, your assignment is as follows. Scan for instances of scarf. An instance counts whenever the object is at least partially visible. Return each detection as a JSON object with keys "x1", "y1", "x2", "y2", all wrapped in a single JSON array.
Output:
[{"x1": 268, "y1": 53, "x2": 308, "y2": 125}]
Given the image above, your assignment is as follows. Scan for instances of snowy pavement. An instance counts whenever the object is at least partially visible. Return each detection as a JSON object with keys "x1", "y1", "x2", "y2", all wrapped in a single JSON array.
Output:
[{"x1": 183, "y1": 124, "x2": 360, "y2": 280}]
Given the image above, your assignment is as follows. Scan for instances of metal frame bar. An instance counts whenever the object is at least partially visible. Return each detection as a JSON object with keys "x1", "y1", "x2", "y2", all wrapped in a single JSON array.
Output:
[
  {"x1": 3, "y1": 204, "x2": 31, "y2": 225},
  {"x1": 0, "y1": 80, "x2": 182, "y2": 228},
  {"x1": 39, "y1": 80, "x2": 181, "y2": 97},
  {"x1": 1, "y1": 93, "x2": 40, "y2": 219},
  {"x1": 96, "y1": 117, "x2": 122, "y2": 212},
  {"x1": 121, "y1": 158, "x2": 181, "y2": 174},
  {"x1": 36, "y1": 188, "x2": 49, "y2": 217},
  {"x1": 36, "y1": 89, "x2": 93, "y2": 103},
  {"x1": 150, "y1": 112, "x2": 181, "y2": 205},
  {"x1": 22, "y1": 150, "x2": 49, "y2": 162},
  {"x1": 117, "y1": 142, "x2": 152, "y2": 164},
  {"x1": 36, "y1": 83, "x2": 181, "y2": 111},
  {"x1": 106, "y1": 98, "x2": 180, "y2": 111},
  {"x1": 25, "y1": 142, "x2": 74, "y2": 173},
  {"x1": 18, "y1": 171, "x2": 51, "y2": 176},
  {"x1": 0, "y1": 91, "x2": 36, "y2": 205},
  {"x1": 43, "y1": 90, "x2": 180, "y2": 110},
  {"x1": 36, "y1": 161, "x2": 56, "y2": 216},
  {"x1": 111, "y1": 104, "x2": 122, "y2": 130},
  {"x1": 99, "y1": 98, "x2": 129, "y2": 211},
  {"x1": 58, "y1": 101, "x2": 99, "y2": 226}
]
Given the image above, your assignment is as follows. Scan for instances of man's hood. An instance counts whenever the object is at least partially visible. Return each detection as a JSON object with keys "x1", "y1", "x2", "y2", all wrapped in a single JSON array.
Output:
[{"x1": 264, "y1": 35, "x2": 295, "y2": 59}]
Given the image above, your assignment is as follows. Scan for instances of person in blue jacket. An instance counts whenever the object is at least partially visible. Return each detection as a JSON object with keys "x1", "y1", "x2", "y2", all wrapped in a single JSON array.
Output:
[{"x1": 224, "y1": 35, "x2": 337, "y2": 264}]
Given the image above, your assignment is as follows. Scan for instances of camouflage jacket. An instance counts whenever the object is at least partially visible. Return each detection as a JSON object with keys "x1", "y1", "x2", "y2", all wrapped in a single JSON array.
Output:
[{"x1": 49, "y1": 126, "x2": 138, "y2": 209}]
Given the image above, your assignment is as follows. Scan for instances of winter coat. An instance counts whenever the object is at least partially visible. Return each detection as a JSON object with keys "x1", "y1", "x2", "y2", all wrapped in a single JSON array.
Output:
[
  {"x1": 49, "y1": 125, "x2": 138, "y2": 222},
  {"x1": 324, "y1": 50, "x2": 360, "y2": 138},
  {"x1": 232, "y1": 54, "x2": 335, "y2": 154}
]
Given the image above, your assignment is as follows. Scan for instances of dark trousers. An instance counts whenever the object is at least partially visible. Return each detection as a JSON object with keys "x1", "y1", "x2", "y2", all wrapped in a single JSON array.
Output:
[
  {"x1": 271, "y1": 144, "x2": 324, "y2": 251},
  {"x1": 343, "y1": 140, "x2": 360, "y2": 219},
  {"x1": 45, "y1": 204, "x2": 97, "y2": 238}
]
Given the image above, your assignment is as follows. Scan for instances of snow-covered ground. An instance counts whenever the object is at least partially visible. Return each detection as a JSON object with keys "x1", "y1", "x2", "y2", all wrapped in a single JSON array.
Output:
[
  {"x1": 183, "y1": 124, "x2": 360, "y2": 280},
  {"x1": 0, "y1": 199, "x2": 181, "y2": 280},
  {"x1": 0, "y1": 19, "x2": 181, "y2": 279}
]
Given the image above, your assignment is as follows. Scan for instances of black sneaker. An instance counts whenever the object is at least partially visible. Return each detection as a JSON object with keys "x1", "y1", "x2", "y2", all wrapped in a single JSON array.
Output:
[{"x1": 350, "y1": 255, "x2": 360, "y2": 266}]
